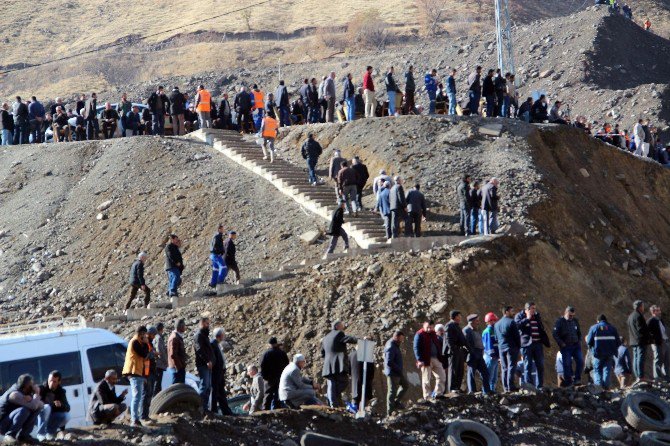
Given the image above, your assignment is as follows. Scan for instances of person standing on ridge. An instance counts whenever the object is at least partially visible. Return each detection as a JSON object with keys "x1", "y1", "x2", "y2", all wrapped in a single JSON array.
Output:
[
  {"x1": 125, "y1": 252, "x2": 151, "y2": 310},
  {"x1": 164, "y1": 234, "x2": 184, "y2": 297},
  {"x1": 194, "y1": 85, "x2": 212, "y2": 129},
  {"x1": 208, "y1": 225, "x2": 227, "y2": 293},
  {"x1": 301, "y1": 133, "x2": 323, "y2": 186}
]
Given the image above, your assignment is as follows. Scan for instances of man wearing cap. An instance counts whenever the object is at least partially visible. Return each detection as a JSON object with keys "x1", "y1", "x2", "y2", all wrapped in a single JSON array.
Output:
[
  {"x1": 126, "y1": 252, "x2": 151, "y2": 310},
  {"x1": 413, "y1": 320, "x2": 446, "y2": 399},
  {"x1": 628, "y1": 300, "x2": 651, "y2": 382},
  {"x1": 463, "y1": 314, "x2": 492, "y2": 394},
  {"x1": 260, "y1": 337, "x2": 290, "y2": 410},
  {"x1": 384, "y1": 330, "x2": 407, "y2": 415},
  {"x1": 586, "y1": 314, "x2": 621, "y2": 388},
  {"x1": 208, "y1": 225, "x2": 228, "y2": 292},
  {"x1": 515, "y1": 302, "x2": 551, "y2": 389},
  {"x1": 494, "y1": 306, "x2": 521, "y2": 392},
  {"x1": 553, "y1": 306, "x2": 583, "y2": 387},
  {"x1": 224, "y1": 231, "x2": 240, "y2": 285},
  {"x1": 279, "y1": 354, "x2": 322, "y2": 407},
  {"x1": 326, "y1": 200, "x2": 349, "y2": 255},
  {"x1": 445, "y1": 311, "x2": 468, "y2": 393},
  {"x1": 321, "y1": 321, "x2": 358, "y2": 407},
  {"x1": 482, "y1": 312, "x2": 500, "y2": 391}
]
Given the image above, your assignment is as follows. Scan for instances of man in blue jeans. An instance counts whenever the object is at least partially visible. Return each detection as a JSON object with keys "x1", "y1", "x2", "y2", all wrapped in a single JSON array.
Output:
[
  {"x1": 194, "y1": 318, "x2": 214, "y2": 411},
  {"x1": 300, "y1": 133, "x2": 323, "y2": 186},
  {"x1": 164, "y1": 234, "x2": 184, "y2": 297},
  {"x1": 446, "y1": 68, "x2": 458, "y2": 115},
  {"x1": 586, "y1": 314, "x2": 621, "y2": 388},
  {"x1": 515, "y1": 302, "x2": 551, "y2": 389},
  {"x1": 208, "y1": 225, "x2": 228, "y2": 293},
  {"x1": 467, "y1": 66, "x2": 482, "y2": 115},
  {"x1": 36, "y1": 371, "x2": 71, "y2": 441},
  {"x1": 627, "y1": 299, "x2": 651, "y2": 382},
  {"x1": 494, "y1": 306, "x2": 520, "y2": 392},
  {"x1": 553, "y1": 306, "x2": 584, "y2": 386}
]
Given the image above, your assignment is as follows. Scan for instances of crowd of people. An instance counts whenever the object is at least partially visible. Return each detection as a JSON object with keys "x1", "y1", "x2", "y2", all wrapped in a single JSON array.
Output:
[{"x1": 2, "y1": 297, "x2": 667, "y2": 442}]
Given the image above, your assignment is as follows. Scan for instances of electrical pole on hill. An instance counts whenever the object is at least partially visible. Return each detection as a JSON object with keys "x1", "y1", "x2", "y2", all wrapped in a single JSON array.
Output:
[{"x1": 494, "y1": 0, "x2": 516, "y2": 77}]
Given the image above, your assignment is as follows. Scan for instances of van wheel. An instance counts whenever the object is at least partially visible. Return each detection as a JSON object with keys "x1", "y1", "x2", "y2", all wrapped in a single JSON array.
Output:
[
  {"x1": 446, "y1": 419, "x2": 501, "y2": 446},
  {"x1": 300, "y1": 432, "x2": 357, "y2": 446},
  {"x1": 640, "y1": 431, "x2": 670, "y2": 446},
  {"x1": 621, "y1": 393, "x2": 670, "y2": 432},
  {"x1": 149, "y1": 383, "x2": 202, "y2": 417}
]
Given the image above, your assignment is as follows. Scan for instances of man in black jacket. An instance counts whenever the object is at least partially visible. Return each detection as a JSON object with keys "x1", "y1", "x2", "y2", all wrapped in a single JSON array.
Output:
[
  {"x1": 260, "y1": 337, "x2": 290, "y2": 410},
  {"x1": 194, "y1": 318, "x2": 214, "y2": 410},
  {"x1": 530, "y1": 95, "x2": 549, "y2": 123},
  {"x1": 169, "y1": 87, "x2": 186, "y2": 136},
  {"x1": 326, "y1": 200, "x2": 348, "y2": 255},
  {"x1": 628, "y1": 300, "x2": 651, "y2": 382},
  {"x1": 301, "y1": 133, "x2": 323, "y2": 185},
  {"x1": 404, "y1": 66, "x2": 416, "y2": 114},
  {"x1": 457, "y1": 175, "x2": 471, "y2": 236},
  {"x1": 125, "y1": 252, "x2": 150, "y2": 310},
  {"x1": 343, "y1": 73, "x2": 356, "y2": 121},
  {"x1": 648, "y1": 305, "x2": 670, "y2": 381},
  {"x1": 148, "y1": 86, "x2": 170, "y2": 136},
  {"x1": 36, "y1": 371, "x2": 70, "y2": 440},
  {"x1": 1, "y1": 102, "x2": 14, "y2": 145},
  {"x1": 88, "y1": 370, "x2": 128, "y2": 425},
  {"x1": 553, "y1": 306, "x2": 583, "y2": 386},
  {"x1": 208, "y1": 225, "x2": 227, "y2": 292},
  {"x1": 480, "y1": 178, "x2": 499, "y2": 235},
  {"x1": 351, "y1": 156, "x2": 369, "y2": 210},
  {"x1": 82, "y1": 93, "x2": 98, "y2": 140},
  {"x1": 233, "y1": 86, "x2": 253, "y2": 133},
  {"x1": 210, "y1": 327, "x2": 233, "y2": 415},
  {"x1": 493, "y1": 69, "x2": 506, "y2": 117},
  {"x1": 306, "y1": 78, "x2": 320, "y2": 123},
  {"x1": 164, "y1": 234, "x2": 184, "y2": 297},
  {"x1": 12, "y1": 97, "x2": 30, "y2": 145},
  {"x1": 100, "y1": 102, "x2": 120, "y2": 139},
  {"x1": 223, "y1": 231, "x2": 240, "y2": 284},
  {"x1": 482, "y1": 69, "x2": 496, "y2": 117},
  {"x1": 406, "y1": 184, "x2": 427, "y2": 237},
  {"x1": 385, "y1": 66, "x2": 401, "y2": 116},
  {"x1": 275, "y1": 80, "x2": 290, "y2": 127},
  {"x1": 321, "y1": 321, "x2": 358, "y2": 407},
  {"x1": 445, "y1": 311, "x2": 468, "y2": 393},
  {"x1": 515, "y1": 302, "x2": 551, "y2": 389}
]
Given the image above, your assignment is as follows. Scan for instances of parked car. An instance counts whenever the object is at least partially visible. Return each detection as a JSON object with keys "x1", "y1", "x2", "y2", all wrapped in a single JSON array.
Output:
[{"x1": 0, "y1": 317, "x2": 197, "y2": 428}]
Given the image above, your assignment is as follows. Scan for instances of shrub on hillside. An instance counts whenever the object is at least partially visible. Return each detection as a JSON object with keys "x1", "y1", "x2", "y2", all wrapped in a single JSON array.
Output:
[{"x1": 347, "y1": 9, "x2": 392, "y2": 50}]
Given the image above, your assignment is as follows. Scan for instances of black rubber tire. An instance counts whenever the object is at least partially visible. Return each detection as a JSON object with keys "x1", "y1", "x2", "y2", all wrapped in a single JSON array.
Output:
[
  {"x1": 300, "y1": 432, "x2": 358, "y2": 446},
  {"x1": 446, "y1": 419, "x2": 502, "y2": 446},
  {"x1": 640, "y1": 431, "x2": 670, "y2": 446},
  {"x1": 149, "y1": 383, "x2": 202, "y2": 416},
  {"x1": 621, "y1": 393, "x2": 670, "y2": 432}
]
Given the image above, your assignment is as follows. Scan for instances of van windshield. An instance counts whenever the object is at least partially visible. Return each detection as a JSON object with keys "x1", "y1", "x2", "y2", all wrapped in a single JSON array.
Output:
[
  {"x1": 86, "y1": 343, "x2": 129, "y2": 385},
  {"x1": 0, "y1": 351, "x2": 82, "y2": 393}
]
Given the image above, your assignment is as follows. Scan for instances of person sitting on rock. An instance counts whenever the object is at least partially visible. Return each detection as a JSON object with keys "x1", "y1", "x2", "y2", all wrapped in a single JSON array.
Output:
[
  {"x1": 0, "y1": 374, "x2": 44, "y2": 443},
  {"x1": 530, "y1": 95, "x2": 548, "y2": 123},
  {"x1": 87, "y1": 370, "x2": 127, "y2": 425},
  {"x1": 548, "y1": 101, "x2": 568, "y2": 125},
  {"x1": 279, "y1": 354, "x2": 322, "y2": 408}
]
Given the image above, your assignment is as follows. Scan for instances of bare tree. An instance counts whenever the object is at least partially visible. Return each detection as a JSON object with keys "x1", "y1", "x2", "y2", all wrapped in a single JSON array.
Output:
[
  {"x1": 240, "y1": 10, "x2": 252, "y2": 32},
  {"x1": 415, "y1": 0, "x2": 448, "y2": 36}
]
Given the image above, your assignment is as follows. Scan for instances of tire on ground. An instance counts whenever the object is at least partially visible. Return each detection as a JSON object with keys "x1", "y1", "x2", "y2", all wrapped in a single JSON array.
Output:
[
  {"x1": 149, "y1": 383, "x2": 202, "y2": 417},
  {"x1": 621, "y1": 392, "x2": 670, "y2": 432},
  {"x1": 446, "y1": 419, "x2": 502, "y2": 446},
  {"x1": 640, "y1": 431, "x2": 670, "y2": 446},
  {"x1": 300, "y1": 432, "x2": 357, "y2": 446}
]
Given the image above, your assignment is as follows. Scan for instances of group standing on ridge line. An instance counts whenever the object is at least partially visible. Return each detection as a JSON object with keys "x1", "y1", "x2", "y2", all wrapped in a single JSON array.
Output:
[{"x1": 3, "y1": 297, "x2": 668, "y2": 442}]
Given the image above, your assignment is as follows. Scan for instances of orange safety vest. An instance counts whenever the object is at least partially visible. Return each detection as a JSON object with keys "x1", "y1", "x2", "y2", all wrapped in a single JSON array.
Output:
[
  {"x1": 197, "y1": 90, "x2": 211, "y2": 112},
  {"x1": 253, "y1": 90, "x2": 265, "y2": 110},
  {"x1": 262, "y1": 117, "x2": 278, "y2": 138}
]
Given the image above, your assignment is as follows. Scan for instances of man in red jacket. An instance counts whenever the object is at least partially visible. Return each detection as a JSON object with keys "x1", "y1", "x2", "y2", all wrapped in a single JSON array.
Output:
[
  {"x1": 413, "y1": 320, "x2": 446, "y2": 399},
  {"x1": 363, "y1": 66, "x2": 376, "y2": 118}
]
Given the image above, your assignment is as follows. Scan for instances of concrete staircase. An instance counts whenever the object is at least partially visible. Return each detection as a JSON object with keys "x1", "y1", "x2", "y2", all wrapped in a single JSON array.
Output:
[{"x1": 189, "y1": 129, "x2": 389, "y2": 250}]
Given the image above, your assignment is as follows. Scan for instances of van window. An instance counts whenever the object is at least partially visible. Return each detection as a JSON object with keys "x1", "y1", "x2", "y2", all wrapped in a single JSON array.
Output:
[
  {"x1": 0, "y1": 352, "x2": 83, "y2": 393},
  {"x1": 86, "y1": 344, "x2": 129, "y2": 385}
]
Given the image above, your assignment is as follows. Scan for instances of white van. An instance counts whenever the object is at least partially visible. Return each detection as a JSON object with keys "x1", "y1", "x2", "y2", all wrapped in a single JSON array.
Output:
[{"x1": 0, "y1": 317, "x2": 198, "y2": 428}]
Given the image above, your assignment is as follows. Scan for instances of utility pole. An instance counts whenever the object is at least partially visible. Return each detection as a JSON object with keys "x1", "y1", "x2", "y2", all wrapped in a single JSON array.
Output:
[{"x1": 494, "y1": 0, "x2": 515, "y2": 77}]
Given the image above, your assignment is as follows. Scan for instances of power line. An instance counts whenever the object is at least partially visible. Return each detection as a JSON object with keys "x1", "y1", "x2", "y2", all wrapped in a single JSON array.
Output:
[{"x1": 0, "y1": 0, "x2": 274, "y2": 76}]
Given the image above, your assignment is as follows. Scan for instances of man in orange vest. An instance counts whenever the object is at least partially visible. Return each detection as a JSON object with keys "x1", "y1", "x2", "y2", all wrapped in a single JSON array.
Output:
[
  {"x1": 195, "y1": 85, "x2": 212, "y2": 129},
  {"x1": 122, "y1": 326, "x2": 150, "y2": 427},
  {"x1": 260, "y1": 98, "x2": 279, "y2": 163},
  {"x1": 252, "y1": 84, "x2": 265, "y2": 116}
]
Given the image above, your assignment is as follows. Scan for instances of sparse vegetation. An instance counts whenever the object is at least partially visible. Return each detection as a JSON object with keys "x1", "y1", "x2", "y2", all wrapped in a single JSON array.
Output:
[
  {"x1": 415, "y1": 0, "x2": 448, "y2": 36},
  {"x1": 347, "y1": 9, "x2": 392, "y2": 50}
]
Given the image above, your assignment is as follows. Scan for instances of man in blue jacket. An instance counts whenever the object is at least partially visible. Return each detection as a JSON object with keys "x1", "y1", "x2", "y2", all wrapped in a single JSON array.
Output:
[
  {"x1": 515, "y1": 302, "x2": 551, "y2": 389},
  {"x1": 378, "y1": 182, "x2": 392, "y2": 240},
  {"x1": 553, "y1": 306, "x2": 583, "y2": 387},
  {"x1": 586, "y1": 314, "x2": 620, "y2": 388},
  {"x1": 424, "y1": 69, "x2": 438, "y2": 115},
  {"x1": 384, "y1": 330, "x2": 407, "y2": 415},
  {"x1": 494, "y1": 306, "x2": 521, "y2": 392}
]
